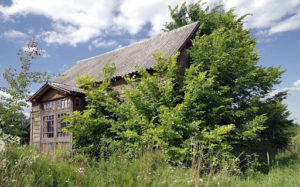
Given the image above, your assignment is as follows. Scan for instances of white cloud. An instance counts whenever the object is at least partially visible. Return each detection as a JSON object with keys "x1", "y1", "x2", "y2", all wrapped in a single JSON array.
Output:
[
  {"x1": 282, "y1": 87, "x2": 300, "y2": 93},
  {"x1": 92, "y1": 38, "x2": 117, "y2": 48},
  {"x1": 114, "y1": 0, "x2": 195, "y2": 36},
  {"x1": 0, "y1": 90, "x2": 10, "y2": 99},
  {"x1": 27, "y1": 27, "x2": 35, "y2": 34},
  {"x1": 1, "y1": 29, "x2": 27, "y2": 39},
  {"x1": 41, "y1": 51, "x2": 50, "y2": 58},
  {"x1": 0, "y1": 90, "x2": 31, "y2": 117},
  {"x1": 269, "y1": 7, "x2": 300, "y2": 34},
  {"x1": 0, "y1": 0, "x2": 196, "y2": 45},
  {"x1": 268, "y1": 79, "x2": 300, "y2": 97},
  {"x1": 0, "y1": 0, "x2": 116, "y2": 46},
  {"x1": 291, "y1": 114, "x2": 300, "y2": 124},
  {"x1": 294, "y1": 79, "x2": 300, "y2": 87},
  {"x1": 221, "y1": 0, "x2": 300, "y2": 34},
  {"x1": 88, "y1": 38, "x2": 118, "y2": 51},
  {"x1": 1, "y1": 0, "x2": 300, "y2": 46}
]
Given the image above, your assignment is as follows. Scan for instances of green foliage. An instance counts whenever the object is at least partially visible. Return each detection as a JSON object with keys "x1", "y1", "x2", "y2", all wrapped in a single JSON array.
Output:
[
  {"x1": 64, "y1": 1, "x2": 296, "y2": 171},
  {"x1": 165, "y1": 0, "x2": 296, "y2": 162},
  {"x1": 0, "y1": 39, "x2": 52, "y2": 141},
  {"x1": 163, "y1": 0, "x2": 249, "y2": 35},
  {"x1": 1, "y1": 137, "x2": 300, "y2": 187}
]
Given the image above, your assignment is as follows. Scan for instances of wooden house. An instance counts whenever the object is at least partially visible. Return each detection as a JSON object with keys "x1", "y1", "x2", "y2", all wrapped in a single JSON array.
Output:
[{"x1": 29, "y1": 22, "x2": 200, "y2": 154}]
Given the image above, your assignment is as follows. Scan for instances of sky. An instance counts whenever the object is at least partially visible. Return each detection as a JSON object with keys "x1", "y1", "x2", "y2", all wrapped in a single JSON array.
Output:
[{"x1": 0, "y1": 0, "x2": 299, "y2": 123}]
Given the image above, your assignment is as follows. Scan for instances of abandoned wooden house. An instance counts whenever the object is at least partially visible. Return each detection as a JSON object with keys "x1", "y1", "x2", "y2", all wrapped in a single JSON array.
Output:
[{"x1": 29, "y1": 21, "x2": 200, "y2": 154}]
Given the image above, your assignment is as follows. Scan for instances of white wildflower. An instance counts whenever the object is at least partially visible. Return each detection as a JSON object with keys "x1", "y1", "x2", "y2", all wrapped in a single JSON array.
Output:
[
  {"x1": 0, "y1": 139, "x2": 5, "y2": 152},
  {"x1": 78, "y1": 167, "x2": 84, "y2": 174}
]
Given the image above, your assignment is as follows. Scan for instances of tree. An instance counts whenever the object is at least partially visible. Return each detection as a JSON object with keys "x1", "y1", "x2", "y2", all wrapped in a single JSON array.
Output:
[
  {"x1": 0, "y1": 39, "x2": 51, "y2": 143},
  {"x1": 164, "y1": 0, "x2": 296, "y2": 158},
  {"x1": 164, "y1": 1, "x2": 248, "y2": 35},
  {"x1": 65, "y1": 1, "x2": 296, "y2": 171}
]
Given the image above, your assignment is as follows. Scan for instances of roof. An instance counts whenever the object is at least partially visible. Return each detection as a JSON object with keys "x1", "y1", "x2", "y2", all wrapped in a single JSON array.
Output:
[
  {"x1": 49, "y1": 82, "x2": 83, "y2": 93},
  {"x1": 53, "y1": 21, "x2": 200, "y2": 87},
  {"x1": 28, "y1": 82, "x2": 83, "y2": 101},
  {"x1": 29, "y1": 22, "x2": 200, "y2": 102}
]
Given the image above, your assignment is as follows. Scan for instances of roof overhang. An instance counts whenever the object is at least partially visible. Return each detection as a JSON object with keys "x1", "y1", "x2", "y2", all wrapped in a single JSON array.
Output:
[{"x1": 28, "y1": 82, "x2": 83, "y2": 102}]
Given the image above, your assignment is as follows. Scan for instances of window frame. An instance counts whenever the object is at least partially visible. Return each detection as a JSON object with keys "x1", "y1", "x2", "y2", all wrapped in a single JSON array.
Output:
[
  {"x1": 57, "y1": 113, "x2": 70, "y2": 137},
  {"x1": 43, "y1": 101, "x2": 54, "y2": 111},
  {"x1": 42, "y1": 115, "x2": 54, "y2": 138},
  {"x1": 57, "y1": 98, "x2": 71, "y2": 109},
  {"x1": 41, "y1": 97, "x2": 73, "y2": 140}
]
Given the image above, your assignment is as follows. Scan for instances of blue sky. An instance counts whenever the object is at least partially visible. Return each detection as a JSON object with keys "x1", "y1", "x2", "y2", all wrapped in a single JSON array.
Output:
[{"x1": 0, "y1": 0, "x2": 299, "y2": 123}]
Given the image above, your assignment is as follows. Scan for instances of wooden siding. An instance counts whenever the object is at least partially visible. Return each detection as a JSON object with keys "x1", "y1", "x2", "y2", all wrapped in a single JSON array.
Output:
[
  {"x1": 31, "y1": 104, "x2": 41, "y2": 147},
  {"x1": 41, "y1": 142, "x2": 72, "y2": 155},
  {"x1": 41, "y1": 89, "x2": 65, "y2": 102},
  {"x1": 30, "y1": 88, "x2": 76, "y2": 154}
]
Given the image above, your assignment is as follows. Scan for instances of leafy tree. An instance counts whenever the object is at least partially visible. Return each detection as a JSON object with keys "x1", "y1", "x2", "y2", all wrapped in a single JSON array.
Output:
[
  {"x1": 0, "y1": 39, "x2": 51, "y2": 143},
  {"x1": 65, "y1": 1, "x2": 296, "y2": 171},
  {"x1": 164, "y1": 0, "x2": 296, "y2": 155},
  {"x1": 164, "y1": 1, "x2": 248, "y2": 35}
]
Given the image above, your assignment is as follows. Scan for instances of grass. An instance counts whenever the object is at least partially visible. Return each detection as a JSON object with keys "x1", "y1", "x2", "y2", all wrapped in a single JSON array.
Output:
[{"x1": 1, "y1": 130, "x2": 300, "y2": 186}]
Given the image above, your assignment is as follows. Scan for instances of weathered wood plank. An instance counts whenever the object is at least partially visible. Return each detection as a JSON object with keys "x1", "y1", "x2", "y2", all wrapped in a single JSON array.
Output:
[{"x1": 41, "y1": 89, "x2": 65, "y2": 102}]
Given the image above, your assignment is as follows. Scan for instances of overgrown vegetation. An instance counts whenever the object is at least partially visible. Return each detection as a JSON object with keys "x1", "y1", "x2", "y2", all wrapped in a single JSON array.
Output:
[
  {"x1": 0, "y1": 39, "x2": 51, "y2": 144},
  {"x1": 0, "y1": 126, "x2": 300, "y2": 186},
  {"x1": 0, "y1": 1, "x2": 298, "y2": 186},
  {"x1": 64, "y1": 1, "x2": 296, "y2": 172}
]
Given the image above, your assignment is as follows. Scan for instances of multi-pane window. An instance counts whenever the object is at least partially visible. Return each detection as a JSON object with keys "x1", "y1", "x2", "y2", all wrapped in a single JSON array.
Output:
[
  {"x1": 43, "y1": 101, "x2": 53, "y2": 111},
  {"x1": 57, "y1": 113, "x2": 70, "y2": 137},
  {"x1": 43, "y1": 115, "x2": 54, "y2": 138},
  {"x1": 57, "y1": 98, "x2": 71, "y2": 109},
  {"x1": 42, "y1": 97, "x2": 72, "y2": 139}
]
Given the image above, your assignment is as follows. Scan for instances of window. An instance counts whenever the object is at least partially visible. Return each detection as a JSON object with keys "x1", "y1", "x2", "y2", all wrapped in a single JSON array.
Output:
[
  {"x1": 57, "y1": 98, "x2": 71, "y2": 109},
  {"x1": 75, "y1": 97, "x2": 81, "y2": 107},
  {"x1": 43, "y1": 102, "x2": 53, "y2": 111},
  {"x1": 43, "y1": 115, "x2": 54, "y2": 138},
  {"x1": 57, "y1": 113, "x2": 70, "y2": 137}
]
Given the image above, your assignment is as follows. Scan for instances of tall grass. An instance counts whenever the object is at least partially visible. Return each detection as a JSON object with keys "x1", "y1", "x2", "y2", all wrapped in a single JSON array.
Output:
[
  {"x1": 0, "y1": 147, "x2": 196, "y2": 186},
  {"x1": 1, "y1": 128, "x2": 300, "y2": 186}
]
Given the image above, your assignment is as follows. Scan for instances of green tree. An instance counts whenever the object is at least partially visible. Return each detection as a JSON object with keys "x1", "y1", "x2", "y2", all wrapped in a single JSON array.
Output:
[
  {"x1": 0, "y1": 39, "x2": 51, "y2": 143},
  {"x1": 164, "y1": 0, "x2": 296, "y2": 154},
  {"x1": 65, "y1": 1, "x2": 296, "y2": 171},
  {"x1": 164, "y1": 1, "x2": 248, "y2": 35}
]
